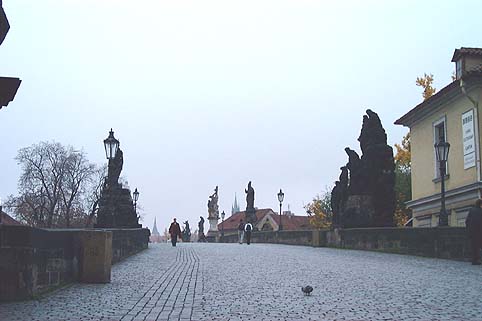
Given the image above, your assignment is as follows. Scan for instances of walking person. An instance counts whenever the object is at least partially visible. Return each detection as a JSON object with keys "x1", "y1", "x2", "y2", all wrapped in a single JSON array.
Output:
[
  {"x1": 466, "y1": 199, "x2": 482, "y2": 265},
  {"x1": 169, "y1": 218, "x2": 182, "y2": 247},
  {"x1": 244, "y1": 221, "x2": 253, "y2": 245},
  {"x1": 238, "y1": 219, "x2": 245, "y2": 244}
]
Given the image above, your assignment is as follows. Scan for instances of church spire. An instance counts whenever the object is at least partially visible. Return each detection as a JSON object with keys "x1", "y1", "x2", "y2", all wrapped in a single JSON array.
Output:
[
  {"x1": 152, "y1": 217, "x2": 160, "y2": 235},
  {"x1": 232, "y1": 193, "x2": 240, "y2": 215}
]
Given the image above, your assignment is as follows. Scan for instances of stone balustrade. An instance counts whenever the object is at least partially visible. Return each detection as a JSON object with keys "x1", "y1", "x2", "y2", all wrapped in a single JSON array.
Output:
[
  {"x1": 0, "y1": 225, "x2": 150, "y2": 301},
  {"x1": 220, "y1": 227, "x2": 472, "y2": 261}
]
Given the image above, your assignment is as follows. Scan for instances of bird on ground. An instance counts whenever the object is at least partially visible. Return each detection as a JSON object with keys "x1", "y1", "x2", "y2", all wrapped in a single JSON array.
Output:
[{"x1": 301, "y1": 286, "x2": 313, "y2": 296}]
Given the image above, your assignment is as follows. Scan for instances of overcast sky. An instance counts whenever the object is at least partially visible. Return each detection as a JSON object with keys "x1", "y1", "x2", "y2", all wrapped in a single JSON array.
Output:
[{"x1": 1, "y1": 0, "x2": 481, "y2": 233}]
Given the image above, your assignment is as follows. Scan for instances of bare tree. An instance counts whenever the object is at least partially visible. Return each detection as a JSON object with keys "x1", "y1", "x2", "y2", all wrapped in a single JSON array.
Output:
[
  {"x1": 59, "y1": 149, "x2": 95, "y2": 227},
  {"x1": 84, "y1": 164, "x2": 107, "y2": 227},
  {"x1": 8, "y1": 141, "x2": 100, "y2": 228}
]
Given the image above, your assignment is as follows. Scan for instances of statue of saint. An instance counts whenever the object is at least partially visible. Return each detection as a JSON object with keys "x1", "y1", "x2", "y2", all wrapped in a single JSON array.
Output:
[
  {"x1": 182, "y1": 221, "x2": 191, "y2": 242},
  {"x1": 207, "y1": 186, "x2": 219, "y2": 219},
  {"x1": 198, "y1": 216, "x2": 204, "y2": 235},
  {"x1": 107, "y1": 148, "x2": 123, "y2": 187},
  {"x1": 245, "y1": 181, "x2": 255, "y2": 210}
]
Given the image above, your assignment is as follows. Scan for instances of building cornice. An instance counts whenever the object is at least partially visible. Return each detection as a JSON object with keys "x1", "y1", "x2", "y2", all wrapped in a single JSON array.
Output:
[
  {"x1": 406, "y1": 181, "x2": 482, "y2": 211},
  {"x1": 395, "y1": 75, "x2": 482, "y2": 128}
]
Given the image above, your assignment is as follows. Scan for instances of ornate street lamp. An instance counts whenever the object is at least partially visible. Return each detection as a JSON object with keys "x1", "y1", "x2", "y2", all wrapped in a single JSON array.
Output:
[
  {"x1": 277, "y1": 189, "x2": 284, "y2": 231},
  {"x1": 103, "y1": 129, "x2": 119, "y2": 160},
  {"x1": 221, "y1": 210, "x2": 225, "y2": 240},
  {"x1": 434, "y1": 141, "x2": 450, "y2": 226},
  {"x1": 133, "y1": 188, "x2": 139, "y2": 213}
]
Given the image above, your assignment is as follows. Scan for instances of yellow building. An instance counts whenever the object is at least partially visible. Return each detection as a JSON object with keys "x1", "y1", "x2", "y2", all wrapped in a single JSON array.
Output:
[{"x1": 396, "y1": 47, "x2": 482, "y2": 227}]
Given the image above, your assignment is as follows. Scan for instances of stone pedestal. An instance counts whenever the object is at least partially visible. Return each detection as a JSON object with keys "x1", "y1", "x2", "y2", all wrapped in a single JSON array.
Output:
[
  {"x1": 95, "y1": 185, "x2": 141, "y2": 228},
  {"x1": 206, "y1": 217, "x2": 219, "y2": 242},
  {"x1": 245, "y1": 208, "x2": 257, "y2": 224},
  {"x1": 340, "y1": 195, "x2": 375, "y2": 228},
  {"x1": 75, "y1": 230, "x2": 112, "y2": 283}
]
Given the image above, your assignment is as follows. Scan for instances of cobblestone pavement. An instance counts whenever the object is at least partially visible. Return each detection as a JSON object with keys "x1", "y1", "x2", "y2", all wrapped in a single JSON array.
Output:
[{"x1": 1, "y1": 243, "x2": 482, "y2": 321}]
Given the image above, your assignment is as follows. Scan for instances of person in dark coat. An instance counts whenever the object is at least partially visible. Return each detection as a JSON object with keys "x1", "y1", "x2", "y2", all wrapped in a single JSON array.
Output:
[
  {"x1": 465, "y1": 199, "x2": 482, "y2": 265},
  {"x1": 169, "y1": 218, "x2": 182, "y2": 247}
]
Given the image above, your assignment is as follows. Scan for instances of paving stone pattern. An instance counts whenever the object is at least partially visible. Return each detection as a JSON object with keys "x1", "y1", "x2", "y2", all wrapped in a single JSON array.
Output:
[{"x1": 1, "y1": 243, "x2": 482, "y2": 321}]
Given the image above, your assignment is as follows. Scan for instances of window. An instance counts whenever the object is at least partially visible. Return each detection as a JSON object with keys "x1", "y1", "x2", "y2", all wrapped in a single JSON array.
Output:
[
  {"x1": 433, "y1": 117, "x2": 448, "y2": 178},
  {"x1": 456, "y1": 59, "x2": 463, "y2": 79},
  {"x1": 416, "y1": 216, "x2": 432, "y2": 227}
]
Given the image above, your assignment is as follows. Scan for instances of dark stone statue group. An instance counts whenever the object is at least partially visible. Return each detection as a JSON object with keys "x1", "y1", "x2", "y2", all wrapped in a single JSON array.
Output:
[{"x1": 331, "y1": 109, "x2": 396, "y2": 228}]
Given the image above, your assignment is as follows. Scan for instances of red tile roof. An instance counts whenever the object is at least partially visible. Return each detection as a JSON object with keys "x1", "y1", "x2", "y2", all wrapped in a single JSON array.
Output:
[
  {"x1": 0, "y1": 211, "x2": 22, "y2": 225},
  {"x1": 218, "y1": 208, "x2": 313, "y2": 231},
  {"x1": 218, "y1": 208, "x2": 275, "y2": 231},
  {"x1": 268, "y1": 214, "x2": 313, "y2": 231}
]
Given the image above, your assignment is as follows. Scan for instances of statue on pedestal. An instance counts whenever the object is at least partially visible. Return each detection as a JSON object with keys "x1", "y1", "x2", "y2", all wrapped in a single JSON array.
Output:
[
  {"x1": 182, "y1": 221, "x2": 191, "y2": 242},
  {"x1": 198, "y1": 216, "x2": 206, "y2": 242},
  {"x1": 245, "y1": 181, "x2": 255, "y2": 210},
  {"x1": 95, "y1": 146, "x2": 141, "y2": 229},
  {"x1": 207, "y1": 186, "x2": 219, "y2": 219},
  {"x1": 206, "y1": 186, "x2": 220, "y2": 241},
  {"x1": 332, "y1": 109, "x2": 395, "y2": 228},
  {"x1": 245, "y1": 181, "x2": 257, "y2": 223}
]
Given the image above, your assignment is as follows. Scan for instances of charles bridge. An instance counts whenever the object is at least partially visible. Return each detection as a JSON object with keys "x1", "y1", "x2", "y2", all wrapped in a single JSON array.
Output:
[{"x1": 1, "y1": 241, "x2": 481, "y2": 321}]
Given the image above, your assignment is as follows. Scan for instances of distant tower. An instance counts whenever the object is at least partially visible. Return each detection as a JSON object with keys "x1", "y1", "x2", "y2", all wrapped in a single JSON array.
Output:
[
  {"x1": 231, "y1": 193, "x2": 240, "y2": 215},
  {"x1": 150, "y1": 217, "x2": 161, "y2": 243}
]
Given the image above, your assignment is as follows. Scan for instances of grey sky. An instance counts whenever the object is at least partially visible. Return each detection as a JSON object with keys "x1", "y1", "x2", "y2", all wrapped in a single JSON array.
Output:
[{"x1": 1, "y1": 0, "x2": 481, "y2": 233}]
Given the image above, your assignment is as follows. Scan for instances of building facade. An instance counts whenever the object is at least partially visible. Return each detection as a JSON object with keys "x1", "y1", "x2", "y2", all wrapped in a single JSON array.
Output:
[
  {"x1": 218, "y1": 208, "x2": 313, "y2": 233},
  {"x1": 396, "y1": 47, "x2": 482, "y2": 227}
]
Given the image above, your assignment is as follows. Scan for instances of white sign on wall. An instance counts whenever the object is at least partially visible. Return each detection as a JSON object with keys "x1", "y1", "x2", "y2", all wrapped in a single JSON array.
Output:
[{"x1": 462, "y1": 109, "x2": 476, "y2": 169}]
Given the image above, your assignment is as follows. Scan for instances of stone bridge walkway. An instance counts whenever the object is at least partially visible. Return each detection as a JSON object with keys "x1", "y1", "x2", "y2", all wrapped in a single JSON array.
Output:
[{"x1": 1, "y1": 243, "x2": 482, "y2": 321}]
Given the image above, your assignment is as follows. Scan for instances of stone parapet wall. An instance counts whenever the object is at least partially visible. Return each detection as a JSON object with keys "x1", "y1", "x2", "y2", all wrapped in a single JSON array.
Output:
[
  {"x1": 222, "y1": 227, "x2": 471, "y2": 261},
  {"x1": 0, "y1": 225, "x2": 150, "y2": 301},
  {"x1": 313, "y1": 227, "x2": 471, "y2": 260},
  {"x1": 110, "y1": 228, "x2": 150, "y2": 263},
  {"x1": 221, "y1": 230, "x2": 312, "y2": 246}
]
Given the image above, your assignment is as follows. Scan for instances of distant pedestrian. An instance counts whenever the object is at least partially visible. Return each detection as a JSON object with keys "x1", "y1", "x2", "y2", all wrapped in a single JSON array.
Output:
[
  {"x1": 238, "y1": 219, "x2": 245, "y2": 244},
  {"x1": 244, "y1": 221, "x2": 253, "y2": 245},
  {"x1": 169, "y1": 218, "x2": 182, "y2": 247},
  {"x1": 466, "y1": 199, "x2": 482, "y2": 265}
]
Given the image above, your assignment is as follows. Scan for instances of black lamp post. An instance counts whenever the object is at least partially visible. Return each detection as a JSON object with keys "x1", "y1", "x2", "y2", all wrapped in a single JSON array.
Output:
[
  {"x1": 277, "y1": 189, "x2": 284, "y2": 231},
  {"x1": 221, "y1": 210, "x2": 225, "y2": 240},
  {"x1": 104, "y1": 129, "x2": 119, "y2": 160},
  {"x1": 434, "y1": 141, "x2": 450, "y2": 227},
  {"x1": 133, "y1": 188, "x2": 139, "y2": 213}
]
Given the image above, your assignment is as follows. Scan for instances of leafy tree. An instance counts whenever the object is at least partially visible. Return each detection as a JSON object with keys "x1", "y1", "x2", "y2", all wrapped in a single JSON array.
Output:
[
  {"x1": 305, "y1": 187, "x2": 332, "y2": 229},
  {"x1": 394, "y1": 133, "x2": 412, "y2": 226},
  {"x1": 416, "y1": 73, "x2": 436, "y2": 100}
]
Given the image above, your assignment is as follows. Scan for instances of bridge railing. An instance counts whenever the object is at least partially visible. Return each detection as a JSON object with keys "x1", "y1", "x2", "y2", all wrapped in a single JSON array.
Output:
[{"x1": 219, "y1": 227, "x2": 472, "y2": 261}]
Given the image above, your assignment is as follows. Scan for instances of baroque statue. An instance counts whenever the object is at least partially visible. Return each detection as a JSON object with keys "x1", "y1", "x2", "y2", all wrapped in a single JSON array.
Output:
[
  {"x1": 106, "y1": 148, "x2": 123, "y2": 188},
  {"x1": 207, "y1": 186, "x2": 219, "y2": 219},
  {"x1": 245, "y1": 181, "x2": 257, "y2": 223},
  {"x1": 245, "y1": 181, "x2": 255, "y2": 211},
  {"x1": 331, "y1": 109, "x2": 395, "y2": 228},
  {"x1": 182, "y1": 221, "x2": 191, "y2": 242}
]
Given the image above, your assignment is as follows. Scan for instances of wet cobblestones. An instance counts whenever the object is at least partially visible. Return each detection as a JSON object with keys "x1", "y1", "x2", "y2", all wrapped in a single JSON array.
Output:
[{"x1": 1, "y1": 243, "x2": 481, "y2": 320}]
